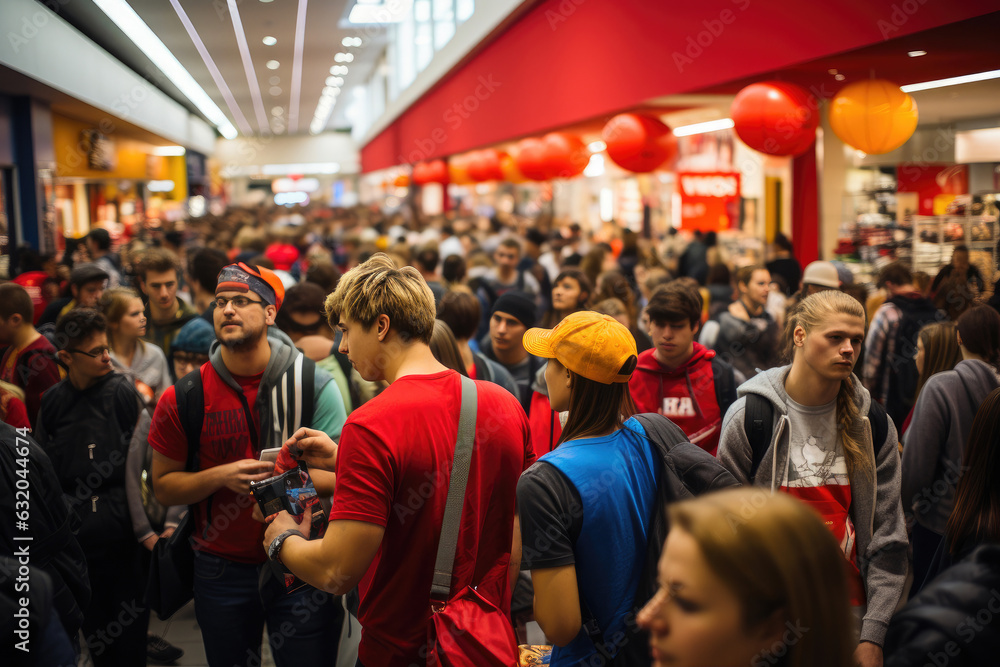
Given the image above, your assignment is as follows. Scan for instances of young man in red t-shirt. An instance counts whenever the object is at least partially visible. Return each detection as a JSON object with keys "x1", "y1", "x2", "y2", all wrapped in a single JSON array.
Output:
[
  {"x1": 150, "y1": 262, "x2": 346, "y2": 667},
  {"x1": 264, "y1": 253, "x2": 534, "y2": 667},
  {"x1": 630, "y1": 282, "x2": 739, "y2": 456},
  {"x1": 0, "y1": 283, "x2": 62, "y2": 429}
]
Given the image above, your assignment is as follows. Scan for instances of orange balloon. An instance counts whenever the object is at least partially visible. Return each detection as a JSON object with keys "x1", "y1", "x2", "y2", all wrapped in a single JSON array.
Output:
[
  {"x1": 393, "y1": 174, "x2": 410, "y2": 188},
  {"x1": 829, "y1": 80, "x2": 918, "y2": 155},
  {"x1": 499, "y1": 153, "x2": 527, "y2": 183},
  {"x1": 448, "y1": 154, "x2": 474, "y2": 184}
]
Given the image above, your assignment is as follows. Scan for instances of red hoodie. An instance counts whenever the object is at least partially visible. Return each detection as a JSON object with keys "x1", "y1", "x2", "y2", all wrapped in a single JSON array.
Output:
[{"x1": 629, "y1": 343, "x2": 726, "y2": 456}]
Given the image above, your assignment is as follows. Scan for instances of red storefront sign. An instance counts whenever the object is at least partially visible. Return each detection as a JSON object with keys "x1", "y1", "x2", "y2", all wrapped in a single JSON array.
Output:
[{"x1": 677, "y1": 172, "x2": 741, "y2": 232}]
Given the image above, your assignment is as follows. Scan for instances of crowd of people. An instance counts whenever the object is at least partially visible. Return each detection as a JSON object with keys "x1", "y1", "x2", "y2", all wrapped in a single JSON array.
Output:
[{"x1": 1, "y1": 204, "x2": 1000, "y2": 667}]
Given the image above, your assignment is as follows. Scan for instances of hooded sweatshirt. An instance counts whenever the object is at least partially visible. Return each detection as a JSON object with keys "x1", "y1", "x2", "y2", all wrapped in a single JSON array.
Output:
[
  {"x1": 717, "y1": 366, "x2": 908, "y2": 646},
  {"x1": 629, "y1": 343, "x2": 735, "y2": 456},
  {"x1": 902, "y1": 359, "x2": 1000, "y2": 534}
]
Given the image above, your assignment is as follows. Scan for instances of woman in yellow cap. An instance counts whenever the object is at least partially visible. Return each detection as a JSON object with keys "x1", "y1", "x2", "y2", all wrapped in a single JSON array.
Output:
[{"x1": 516, "y1": 310, "x2": 651, "y2": 665}]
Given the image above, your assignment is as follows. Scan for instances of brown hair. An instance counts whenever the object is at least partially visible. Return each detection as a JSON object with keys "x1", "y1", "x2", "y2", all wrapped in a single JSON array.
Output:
[
  {"x1": 437, "y1": 289, "x2": 480, "y2": 341},
  {"x1": 915, "y1": 322, "x2": 962, "y2": 401},
  {"x1": 877, "y1": 262, "x2": 912, "y2": 289},
  {"x1": 136, "y1": 247, "x2": 180, "y2": 282},
  {"x1": 646, "y1": 281, "x2": 702, "y2": 328},
  {"x1": 947, "y1": 387, "x2": 1000, "y2": 555},
  {"x1": 956, "y1": 305, "x2": 1000, "y2": 372},
  {"x1": 557, "y1": 356, "x2": 638, "y2": 445},
  {"x1": 429, "y1": 320, "x2": 468, "y2": 377},
  {"x1": 325, "y1": 252, "x2": 435, "y2": 345},
  {"x1": 735, "y1": 264, "x2": 767, "y2": 288},
  {"x1": 594, "y1": 270, "x2": 637, "y2": 328},
  {"x1": 787, "y1": 290, "x2": 871, "y2": 477},
  {"x1": 0, "y1": 283, "x2": 34, "y2": 322},
  {"x1": 659, "y1": 489, "x2": 855, "y2": 667},
  {"x1": 99, "y1": 287, "x2": 147, "y2": 352}
]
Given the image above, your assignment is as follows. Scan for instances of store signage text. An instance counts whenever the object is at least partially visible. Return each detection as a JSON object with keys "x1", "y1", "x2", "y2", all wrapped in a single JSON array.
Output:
[{"x1": 677, "y1": 172, "x2": 741, "y2": 232}]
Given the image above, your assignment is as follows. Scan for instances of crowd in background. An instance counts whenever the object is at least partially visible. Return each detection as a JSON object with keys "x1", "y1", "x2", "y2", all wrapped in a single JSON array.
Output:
[{"x1": 2, "y1": 201, "x2": 1000, "y2": 667}]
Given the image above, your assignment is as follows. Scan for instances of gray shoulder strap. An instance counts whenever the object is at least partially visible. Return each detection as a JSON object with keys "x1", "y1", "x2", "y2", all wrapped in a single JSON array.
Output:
[{"x1": 430, "y1": 374, "x2": 478, "y2": 602}]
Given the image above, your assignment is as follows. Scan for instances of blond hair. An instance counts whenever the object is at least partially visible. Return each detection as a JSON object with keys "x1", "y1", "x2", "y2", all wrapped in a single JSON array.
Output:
[
  {"x1": 667, "y1": 489, "x2": 855, "y2": 667},
  {"x1": 786, "y1": 290, "x2": 870, "y2": 476},
  {"x1": 325, "y1": 252, "x2": 436, "y2": 344}
]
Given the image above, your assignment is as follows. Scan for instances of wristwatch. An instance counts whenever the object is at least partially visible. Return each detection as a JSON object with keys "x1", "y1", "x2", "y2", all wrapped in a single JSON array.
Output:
[{"x1": 267, "y1": 529, "x2": 305, "y2": 564}]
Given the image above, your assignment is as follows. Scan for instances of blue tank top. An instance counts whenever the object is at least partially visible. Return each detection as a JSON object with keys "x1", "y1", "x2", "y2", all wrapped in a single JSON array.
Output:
[{"x1": 541, "y1": 417, "x2": 660, "y2": 665}]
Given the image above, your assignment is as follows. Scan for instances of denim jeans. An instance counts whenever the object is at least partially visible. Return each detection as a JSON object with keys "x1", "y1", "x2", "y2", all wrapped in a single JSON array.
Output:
[{"x1": 193, "y1": 550, "x2": 343, "y2": 667}]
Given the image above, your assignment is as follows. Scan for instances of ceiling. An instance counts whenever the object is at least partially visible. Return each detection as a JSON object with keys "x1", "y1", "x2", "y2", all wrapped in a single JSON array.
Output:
[
  {"x1": 693, "y1": 12, "x2": 1000, "y2": 126},
  {"x1": 42, "y1": 0, "x2": 386, "y2": 137}
]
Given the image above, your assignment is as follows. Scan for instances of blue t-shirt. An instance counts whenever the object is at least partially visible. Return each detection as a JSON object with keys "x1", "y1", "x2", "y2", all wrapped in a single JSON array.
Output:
[{"x1": 517, "y1": 417, "x2": 659, "y2": 664}]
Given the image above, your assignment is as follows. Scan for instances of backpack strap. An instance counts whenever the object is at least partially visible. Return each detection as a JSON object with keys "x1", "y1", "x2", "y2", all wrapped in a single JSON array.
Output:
[
  {"x1": 711, "y1": 357, "x2": 737, "y2": 419},
  {"x1": 299, "y1": 356, "x2": 316, "y2": 429},
  {"x1": 744, "y1": 393, "x2": 774, "y2": 481},
  {"x1": 174, "y1": 369, "x2": 204, "y2": 473},
  {"x1": 866, "y1": 398, "x2": 890, "y2": 457}
]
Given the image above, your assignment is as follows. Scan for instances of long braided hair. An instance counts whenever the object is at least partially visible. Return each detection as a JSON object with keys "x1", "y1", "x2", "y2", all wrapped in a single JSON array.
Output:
[{"x1": 785, "y1": 290, "x2": 871, "y2": 478}]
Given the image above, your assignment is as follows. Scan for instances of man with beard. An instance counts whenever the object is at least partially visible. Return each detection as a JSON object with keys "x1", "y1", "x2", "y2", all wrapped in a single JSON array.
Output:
[{"x1": 148, "y1": 262, "x2": 346, "y2": 667}]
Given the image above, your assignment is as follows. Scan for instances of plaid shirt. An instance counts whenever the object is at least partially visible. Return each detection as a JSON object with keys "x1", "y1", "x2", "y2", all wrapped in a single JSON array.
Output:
[{"x1": 863, "y1": 301, "x2": 902, "y2": 403}]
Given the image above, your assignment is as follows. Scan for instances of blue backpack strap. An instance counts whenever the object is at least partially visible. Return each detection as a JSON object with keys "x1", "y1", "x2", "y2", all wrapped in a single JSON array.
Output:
[{"x1": 744, "y1": 393, "x2": 773, "y2": 481}]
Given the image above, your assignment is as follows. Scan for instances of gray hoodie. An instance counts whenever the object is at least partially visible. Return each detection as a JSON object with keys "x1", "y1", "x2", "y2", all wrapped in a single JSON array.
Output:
[
  {"x1": 718, "y1": 366, "x2": 908, "y2": 647},
  {"x1": 902, "y1": 359, "x2": 1000, "y2": 534},
  {"x1": 208, "y1": 326, "x2": 343, "y2": 448}
]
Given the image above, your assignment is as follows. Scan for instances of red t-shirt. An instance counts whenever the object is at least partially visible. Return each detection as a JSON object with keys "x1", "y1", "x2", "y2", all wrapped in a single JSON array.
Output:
[
  {"x1": 1, "y1": 335, "x2": 61, "y2": 430},
  {"x1": 149, "y1": 365, "x2": 266, "y2": 563},
  {"x1": 1, "y1": 392, "x2": 30, "y2": 429},
  {"x1": 331, "y1": 370, "x2": 534, "y2": 667}
]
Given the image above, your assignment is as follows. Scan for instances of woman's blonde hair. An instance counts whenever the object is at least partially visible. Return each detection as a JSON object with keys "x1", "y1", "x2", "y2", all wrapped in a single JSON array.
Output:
[
  {"x1": 325, "y1": 252, "x2": 436, "y2": 344},
  {"x1": 99, "y1": 287, "x2": 146, "y2": 352},
  {"x1": 785, "y1": 290, "x2": 870, "y2": 476},
  {"x1": 668, "y1": 488, "x2": 855, "y2": 667}
]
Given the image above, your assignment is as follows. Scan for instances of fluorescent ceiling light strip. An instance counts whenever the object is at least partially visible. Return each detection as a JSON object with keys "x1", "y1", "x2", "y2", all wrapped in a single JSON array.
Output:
[
  {"x1": 288, "y1": 0, "x2": 308, "y2": 133},
  {"x1": 228, "y1": 0, "x2": 271, "y2": 134},
  {"x1": 168, "y1": 0, "x2": 252, "y2": 136},
  {"x1": 900, "y1": 69, "x2": 1000, "y2": 93},
  {"x1": 673, "y1": 118, "x2": 735, "y2": 137},
  {"x1": 91, "y1": 0, "x2": 238, "y2": 139}
]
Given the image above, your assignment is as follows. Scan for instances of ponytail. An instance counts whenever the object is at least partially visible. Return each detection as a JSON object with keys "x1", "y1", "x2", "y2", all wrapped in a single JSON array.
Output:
[{"x1": 836, "y1": 375, "x2": 872, "y2": 478}]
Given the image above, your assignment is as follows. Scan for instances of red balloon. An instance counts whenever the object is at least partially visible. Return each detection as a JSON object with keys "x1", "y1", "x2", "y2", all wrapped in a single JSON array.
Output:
[
  {"x1": 543, "y1": 132, "x2": 589, "y2": 179},
  {"x1": 467, "y1": 149, "x2": 504, "y2": 182},
  {"x1": 730, "y1": 81, "x2": 819, "y2": 157},
  {"x1": 515, "y1": 138, "x2": 552, "y2": 181},
  {"x1": 425, "y1": 159, "x2": 449, "y2": 184},
  {"x1": 411, "y1": 162, "x2": 430, "y2": 185},
  {"x1": 602, "y1": 113, "x2": 678, "y2": 173}
]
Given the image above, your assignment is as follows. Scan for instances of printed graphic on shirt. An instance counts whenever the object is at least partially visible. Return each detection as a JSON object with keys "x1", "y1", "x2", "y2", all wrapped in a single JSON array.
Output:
[
  {"x1": 661, "y1": 396, "x2": 696, "y2": 418},
  {"x1": 786, "y1": 434, "x2": 851, "y2": 487}
]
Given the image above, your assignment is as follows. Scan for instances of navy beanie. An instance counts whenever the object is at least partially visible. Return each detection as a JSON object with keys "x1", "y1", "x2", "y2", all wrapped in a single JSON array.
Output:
[
  {"x1": 491, "y1": 291, "x2": 537, "y2": 328},
  {"x1": 171, "y1": 317, "x2": 216, "y2": 356}
]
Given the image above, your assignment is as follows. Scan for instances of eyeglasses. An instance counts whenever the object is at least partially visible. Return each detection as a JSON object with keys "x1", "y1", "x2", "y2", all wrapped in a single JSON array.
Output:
[
  {"x1": 68, "y1": 346, "x2": 111, "y2": 358},
  {"x1": 215, "y1": 295, "x2": 266, "y2": 310}
]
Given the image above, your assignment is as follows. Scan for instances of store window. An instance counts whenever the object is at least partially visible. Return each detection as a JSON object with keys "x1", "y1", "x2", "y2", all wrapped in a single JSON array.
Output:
[{"x1": 434, "y1": 0, "x2": 456, "y2": 51}]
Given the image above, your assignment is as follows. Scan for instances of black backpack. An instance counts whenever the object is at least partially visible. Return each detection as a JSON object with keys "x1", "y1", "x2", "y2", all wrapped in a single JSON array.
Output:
[
  {"x1": 883, "y1": 296, "x2": 941, "y2": 428},
  {"x1": 580, "y1": 413, "x2": 740, "y2": 665},
  {"x1": 743, "y1": 393, "x2": 890, "y2": 481}
]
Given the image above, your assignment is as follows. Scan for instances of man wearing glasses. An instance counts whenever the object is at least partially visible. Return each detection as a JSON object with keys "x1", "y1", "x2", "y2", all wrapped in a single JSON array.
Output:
[
  {"x1": 149, "y1": 263, "x2": 346, "y2": 667},
  {"x1": 35, "y1": 308, "x2": 151, "y2": 665}
]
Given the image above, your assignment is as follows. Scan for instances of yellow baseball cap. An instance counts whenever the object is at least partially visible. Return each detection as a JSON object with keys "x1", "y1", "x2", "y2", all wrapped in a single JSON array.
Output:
[{"x1": 523, "y1": 310, "x2": 638, "y2": 384}]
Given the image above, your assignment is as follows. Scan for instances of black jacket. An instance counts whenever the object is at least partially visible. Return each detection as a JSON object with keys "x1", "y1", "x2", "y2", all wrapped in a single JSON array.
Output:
[
  {"x1": 885, "y1": 543, "x2": 1000, "y2": 666},
  {"x1": 0, "y1": 423, "x2": 90, "y2": 640}
]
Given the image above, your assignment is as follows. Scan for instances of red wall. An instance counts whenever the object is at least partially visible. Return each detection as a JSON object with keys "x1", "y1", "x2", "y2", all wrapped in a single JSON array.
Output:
[{"x1": 362, "y1": 0, "x2": 997, "y2": 171}]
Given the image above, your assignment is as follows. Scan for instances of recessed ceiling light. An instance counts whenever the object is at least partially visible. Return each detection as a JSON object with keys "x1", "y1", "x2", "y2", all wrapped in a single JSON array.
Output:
[
  {"x1": 266, "y1": 60, "x2": 280, "y2": 70},
  {"x1": 269, "y1": 86, "x2": 282, "y2": 95},
  {"x1": 263, "y1": 36, "x2": 277, "y2": 46},
  {"x1": 908, "y1": 50, "x2": 928, "y2": 57},
  {"x1": 334, "y1": 52, "x2": 354, "y2": 63},
  {"x1": 259, "y1": 0, "x2": 273, "y2": 3},
  {"x1": 342, "y1": 37, "x2": 353, "y2": 47},
  {"x1": 272, "y1": 106, "x2": 284, "y2": 115},
  {"x1": 269, "y1": 76, "x2": 280, "y2": 85},
  {"x1": 835, "y1": 74, "x2": 846, "y2": 81},
  {"x1": 326, "y1": 76, "x2": 344, "y2": 86},
  {"x1": 828, "y1": 68, "x2": 838, "y2": 75}
]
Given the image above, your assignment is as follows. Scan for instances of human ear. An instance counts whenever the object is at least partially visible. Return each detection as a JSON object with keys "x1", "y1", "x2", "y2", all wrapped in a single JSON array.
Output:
[
  {"x1": 793, "y1": 325, "x2": 806, "y2": 347},
  {"x1": 264, "y1": 305, "x2": 277, "y2": 326},
  {"x1": 376, "y1": 314, "x2": 391, "y2": 342}
]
